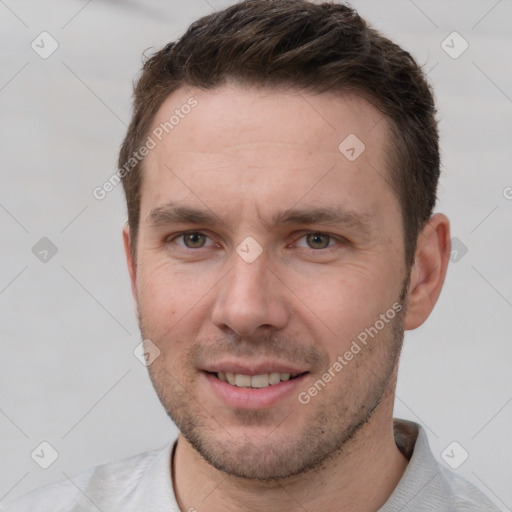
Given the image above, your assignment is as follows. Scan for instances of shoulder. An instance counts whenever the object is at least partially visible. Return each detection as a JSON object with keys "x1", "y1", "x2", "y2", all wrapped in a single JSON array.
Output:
[
  {"x1": 384, "y1": 419, "x2": 500, "y2": 511},
  {"x1": 434, "y1": 464, "x2": 500, "y2": 511},
  {"x1": 0, "y1": 447, "x2": 168, "y2": 512}
]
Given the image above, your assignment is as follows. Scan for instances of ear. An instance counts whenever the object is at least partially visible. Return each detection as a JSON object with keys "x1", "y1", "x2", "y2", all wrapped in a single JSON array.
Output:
[
  {"x1": 122, "y1": 223, "x2": 138, "y2": 304},
  {"x1": 404, "y1": 213, "x2": 451, "y2": 330}
]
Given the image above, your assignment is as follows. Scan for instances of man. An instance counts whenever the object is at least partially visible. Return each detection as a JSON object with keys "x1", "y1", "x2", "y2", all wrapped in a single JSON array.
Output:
[{"x1": 3, "y1": 0, "x2": 499, "y2": 510}]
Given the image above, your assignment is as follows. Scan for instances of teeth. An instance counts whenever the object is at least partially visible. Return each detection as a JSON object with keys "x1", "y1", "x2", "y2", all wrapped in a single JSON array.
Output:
[
  {"x1": 216, "y1": 372, "x2": 299, "y2": 388},
  {"x1": 235, "y1": 374, "x2": 251, "y2": 387},
  {"x1": 269, "y1": 372, "x2": 281, "y2": 385},
  {"x1": 251, "y1": 374, "x2": 269, "y2": 388}
]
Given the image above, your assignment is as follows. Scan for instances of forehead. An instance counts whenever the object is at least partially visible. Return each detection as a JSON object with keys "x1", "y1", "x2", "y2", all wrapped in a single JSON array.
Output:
[
  {"x1": 150, "y1": 83, "x2": 390, "y2": 155},
  {"x1": 140, "y1": 83, "x2": 398, "y2": 228}
]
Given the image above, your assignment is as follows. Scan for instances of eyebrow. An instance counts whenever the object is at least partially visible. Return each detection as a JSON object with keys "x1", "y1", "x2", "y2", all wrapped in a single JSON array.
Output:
[
  {"x1": 271, "y1": 207, "x2": 373, "y2": 236},
  {"x1": 146, "y1": 202, "x2": 373, "y2": 236},
  {"x1": 147, "y1": 203, "x2": 220, "y2": 226}
]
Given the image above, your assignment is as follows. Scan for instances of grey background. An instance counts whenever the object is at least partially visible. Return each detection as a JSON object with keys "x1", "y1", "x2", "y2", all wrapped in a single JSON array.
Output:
[{"x1": 0, "y1": 0, "x2": 511, "y2": 509}]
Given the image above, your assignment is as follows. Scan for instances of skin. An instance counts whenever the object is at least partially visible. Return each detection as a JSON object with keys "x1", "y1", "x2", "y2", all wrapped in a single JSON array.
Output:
[{"x1": 123, "y1": 82, "x2": 451, "y2": 511}]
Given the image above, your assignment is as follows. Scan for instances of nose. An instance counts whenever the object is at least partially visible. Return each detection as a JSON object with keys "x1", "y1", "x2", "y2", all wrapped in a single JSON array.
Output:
[{"x1": 211, "y1": 251, "x2": 289, "y2": 337}]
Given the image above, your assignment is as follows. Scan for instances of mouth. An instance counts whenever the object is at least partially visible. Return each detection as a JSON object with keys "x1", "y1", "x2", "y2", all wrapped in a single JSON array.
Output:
[
  {"x1": 202, "y1": 363, "x2": 310, "y2": 409},
  {"x1": 207, "y1": 371, "x2": 305, "y2": 389}
]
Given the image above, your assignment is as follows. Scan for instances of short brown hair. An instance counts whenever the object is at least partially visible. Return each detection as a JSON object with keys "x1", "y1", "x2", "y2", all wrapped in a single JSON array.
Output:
[{"x1": 119, "y1": 0, "x2": 439, "y2": 266}]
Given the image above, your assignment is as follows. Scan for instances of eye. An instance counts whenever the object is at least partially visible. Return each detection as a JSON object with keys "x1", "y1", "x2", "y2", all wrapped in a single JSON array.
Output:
[
  {"x1": 174, "y1": 232, "x2": 213, "y2": 249},
  {"x1": 295, "y1": 233, "x2": 336, "y2": 250}
]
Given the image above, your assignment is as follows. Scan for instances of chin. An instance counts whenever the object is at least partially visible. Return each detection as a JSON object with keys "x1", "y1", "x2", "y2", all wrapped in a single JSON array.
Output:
[{"x1": 184, "y1": 431, "x2": 320, "y2": 481}]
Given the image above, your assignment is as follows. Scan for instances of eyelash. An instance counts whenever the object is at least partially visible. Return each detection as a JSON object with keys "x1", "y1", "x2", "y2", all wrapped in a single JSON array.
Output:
[
  {"x1": 166, "y1": 231, "x2": 346, "y2": 251},
  {"x1": 169, "y1": 232, "x2": 217, "y2": 249}
]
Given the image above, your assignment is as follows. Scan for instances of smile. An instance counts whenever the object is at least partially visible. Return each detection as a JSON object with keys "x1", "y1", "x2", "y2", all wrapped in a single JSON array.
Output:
[{"x1": 214, "y1": 371, "x2": 301, "y2": 388}]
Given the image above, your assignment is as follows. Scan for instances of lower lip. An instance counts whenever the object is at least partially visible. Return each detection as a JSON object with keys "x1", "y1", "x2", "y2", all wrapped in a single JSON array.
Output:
[{"x1": 203, "y1": 372, "x2": 308, "y2": 409}]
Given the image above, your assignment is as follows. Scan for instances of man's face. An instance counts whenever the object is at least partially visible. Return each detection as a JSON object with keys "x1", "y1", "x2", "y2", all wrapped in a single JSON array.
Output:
[{"x1": 127, "y1": 83, "x2": 410, "y2": 480}]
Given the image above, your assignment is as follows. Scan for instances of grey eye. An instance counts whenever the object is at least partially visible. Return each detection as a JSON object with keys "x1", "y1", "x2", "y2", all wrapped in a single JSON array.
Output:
[
  {"x1": 305, "y1": 233, "x2": 332, "y2": 249},
  {"x1": 182, "y1": 232, "x2": 207, "y2": 248}
]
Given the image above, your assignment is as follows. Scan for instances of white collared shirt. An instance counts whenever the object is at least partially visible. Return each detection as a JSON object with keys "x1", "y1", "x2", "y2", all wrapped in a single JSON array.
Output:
[{"x1": 1, "y1": 419, "x2": 499, "y2": 511}]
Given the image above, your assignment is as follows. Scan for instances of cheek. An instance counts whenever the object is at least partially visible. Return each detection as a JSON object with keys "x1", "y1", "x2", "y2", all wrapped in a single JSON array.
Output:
[
  {"x1": 287, "y1": 265, "x2": 401, "y2": 353},
  {"x1": 135, "y1": 258, "x2": 219, "y2": 351}
]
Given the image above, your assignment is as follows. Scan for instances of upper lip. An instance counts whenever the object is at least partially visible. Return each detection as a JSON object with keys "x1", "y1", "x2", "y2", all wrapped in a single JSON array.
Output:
[{"x1": 202, "y1": 361, "x2": 309, "y2": 376}]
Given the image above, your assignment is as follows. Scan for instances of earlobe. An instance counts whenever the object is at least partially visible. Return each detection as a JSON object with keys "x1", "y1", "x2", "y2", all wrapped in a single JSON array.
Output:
[
  {"x1": 403, "y1": 213, "x2": 451, "y2": 331},
  {"x1": 122, "y1": 224, "x2": 138, "y2": 304}
]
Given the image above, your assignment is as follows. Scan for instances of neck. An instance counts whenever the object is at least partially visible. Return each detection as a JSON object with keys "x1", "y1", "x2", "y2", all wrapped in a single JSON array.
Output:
[{"x1": 172, "y1": 392, "x2": 408, "y2": 512}]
